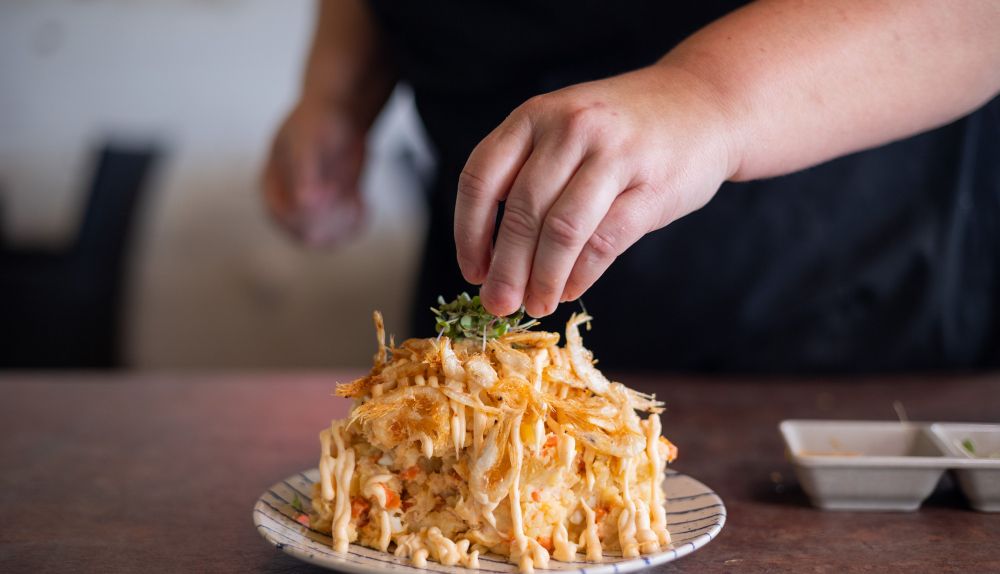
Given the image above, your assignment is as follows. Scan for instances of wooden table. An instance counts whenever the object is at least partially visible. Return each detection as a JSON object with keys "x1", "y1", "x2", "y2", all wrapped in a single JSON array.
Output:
[{"x1": 1, "y1": 373, "x2": 998, "y2": 573}]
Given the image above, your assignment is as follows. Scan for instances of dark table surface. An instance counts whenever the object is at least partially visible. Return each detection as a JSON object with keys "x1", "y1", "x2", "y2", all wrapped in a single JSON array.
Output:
[{"x1": 1, "y1": 372, "x2": 998, "y2": 573}]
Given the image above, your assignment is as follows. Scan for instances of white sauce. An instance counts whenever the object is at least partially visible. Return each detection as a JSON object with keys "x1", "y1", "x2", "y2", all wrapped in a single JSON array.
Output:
[
  {"x1": 533, "y1": 416, "x2": 545, "y2": 453},
  {"x1": 451, "y1": 399, "x2": 467, "y2": 455},
  {"x1": 319, "y1": 429, "x2": 335, "y2": 502},
  {"x1": 552, "y1": 521, "x2": 577, "y2": 562},
  {"x1": 558, "y1": 427, "x2": 576, "y2": 472},
  {"x1": 378, "y1": 510, "x2": 391, "y2": 551},
  {"x1": 617, "y1": 457, "x2": 639, "y2": 558},
  {"x1": 417, "y1": 432, "x2": 433, "y2": 459},
  {"x1": 328, "y1": 421, "x2": 356, "y2": 552},
  {"x1": 634, "y1": 498, "x2": 659, "y2": 554},
  {"x1": 395, "y1": 529, "x2": 479, "y2": 569},
  {"x1": 646, "y1": 413, "x2": 670, "y2": 545},
  {"x1": 362, "y1": 474, "x2": 393, "y2": 508},
  {"x1": 579, "y1": 499, "x2": 603, "y2": 561},
  {"x1": 507, "y1": 415, "x2": 534, "y2": 573}
]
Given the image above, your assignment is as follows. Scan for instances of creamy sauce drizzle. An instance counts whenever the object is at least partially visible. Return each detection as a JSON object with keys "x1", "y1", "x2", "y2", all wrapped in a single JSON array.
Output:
[
  {"x1": 617, "y1": 457, "x2": 639, "y2": 558},
  {"x1": 325, "y1": 420, "x2": 356, "y2": 552},
  {"x1": 646, "y1": 413, "x2": 670, "y2": 544},
  {"x1": 579, "y1": 499, "x2": 603, "y2": 561}
]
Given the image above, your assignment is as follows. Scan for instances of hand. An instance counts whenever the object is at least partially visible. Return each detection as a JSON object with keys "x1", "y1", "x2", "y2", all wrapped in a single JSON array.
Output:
[
  {"x1": 262, "y1": 99, "x2": 367, "y2": 247},
  {"x1": 455, "y1": 64, "x2": 740, "y2": 317}
]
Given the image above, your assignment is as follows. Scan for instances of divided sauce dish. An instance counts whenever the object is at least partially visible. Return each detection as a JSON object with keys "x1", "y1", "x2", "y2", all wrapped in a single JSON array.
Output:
[{"x1": 779, "y1": 420, "x2": 1000, "y2": 512}]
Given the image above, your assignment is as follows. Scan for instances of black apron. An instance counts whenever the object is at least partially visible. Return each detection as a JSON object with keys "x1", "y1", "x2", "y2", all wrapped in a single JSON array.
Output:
[{"x1": 368, "y1": 0, "x2": 1000, "y2": 373}]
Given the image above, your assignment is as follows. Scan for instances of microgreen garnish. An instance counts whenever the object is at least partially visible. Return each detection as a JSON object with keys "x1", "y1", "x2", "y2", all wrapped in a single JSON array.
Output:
[
  {"x1": 291, "y1": 492, "x2": 305, "y2": 513},
  {"x1": 962, "y1": 438, "x2": 976, "y2": 455},
  {"x1": 431, "y1": 293, "x2": 538, "y2": 343}
]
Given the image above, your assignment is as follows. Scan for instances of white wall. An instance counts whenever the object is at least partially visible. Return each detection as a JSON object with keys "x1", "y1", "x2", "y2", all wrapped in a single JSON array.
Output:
[{"x1": 0, "y1": 0, "x2": 431, "y2": 368}]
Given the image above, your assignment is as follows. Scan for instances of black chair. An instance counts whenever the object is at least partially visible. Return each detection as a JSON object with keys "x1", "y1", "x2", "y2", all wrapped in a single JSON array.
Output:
[{"x1": 0, "y1": 143, "x2": 162, "y2": 368}]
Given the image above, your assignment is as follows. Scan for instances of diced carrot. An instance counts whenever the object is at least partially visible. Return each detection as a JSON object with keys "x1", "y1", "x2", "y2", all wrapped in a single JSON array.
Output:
[
  {"x1": 351, "y1": 497, "x2": 370, "y2": 518},
  {"x1": 295, "y1": 513, "x2": 310, "y2": 527},
  {"x1": 531, "y1": 490, "x2": 541, "y2": 503},
  {"x1": 401, "y1": 465, "x2": 421, "y2": 480},
  {"x1": 382, "y1": 484, "x2": 401, "y2": 510},
  {"x1": 594, "y1": 505, "x2": 608, "y2": 523}
]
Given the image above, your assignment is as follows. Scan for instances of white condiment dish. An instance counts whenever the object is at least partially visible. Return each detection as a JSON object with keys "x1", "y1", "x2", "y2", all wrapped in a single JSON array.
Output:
[{"x1": 779, "y1": 420, "x2": 949, "y2": 511}]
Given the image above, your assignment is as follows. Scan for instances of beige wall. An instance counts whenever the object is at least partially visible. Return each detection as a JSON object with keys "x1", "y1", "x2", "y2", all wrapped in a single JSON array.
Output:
[{"x1": 0, "y1": 0, "x2": 431, "y2": 369}]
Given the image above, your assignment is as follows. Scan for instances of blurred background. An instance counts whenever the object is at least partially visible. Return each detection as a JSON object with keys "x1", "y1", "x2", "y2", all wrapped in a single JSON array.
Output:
[{"x1": 0, "y1": 0, "x2": 432, "y2": 370}]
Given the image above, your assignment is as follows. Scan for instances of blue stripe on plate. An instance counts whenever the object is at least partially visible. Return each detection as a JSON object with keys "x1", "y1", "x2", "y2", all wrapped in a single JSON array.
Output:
[
  {"x1": 664, "y1": 503, "x2": 722, "y2": 516},
  {"x1": 282, "y1": 479, "x2": 313, "y2": 500},
  {"x1": 666, "y1": 491, "x2": 714, "y2": 503},
  {"x1": 668, "y1": 512, "x2": 725, "y2": 526}
]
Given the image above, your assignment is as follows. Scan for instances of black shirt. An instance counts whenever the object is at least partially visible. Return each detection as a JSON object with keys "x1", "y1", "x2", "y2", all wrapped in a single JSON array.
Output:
[{"x1": 368, "y1": 0, "x2": 1000, "y2": 373}]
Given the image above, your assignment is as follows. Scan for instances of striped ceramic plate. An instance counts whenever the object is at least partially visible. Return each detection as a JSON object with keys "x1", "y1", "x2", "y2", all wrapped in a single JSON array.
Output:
[{"x1": 254, "y1": 469, "x2": 725, "y2": 574}]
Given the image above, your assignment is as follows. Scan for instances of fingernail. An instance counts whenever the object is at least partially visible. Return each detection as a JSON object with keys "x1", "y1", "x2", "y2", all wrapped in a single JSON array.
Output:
[
  {"x1": 525, "y1": 294, "x2": 543, "y2": 318},
  {"x1": 464, "y1": 266, "x2": 481, "y2": 284},
  {"x1": 481, "y1": 282, "x2": 503, "y2": 314},
  {"x1": 560, "y1": 286, "x2": 575, "y2": 303}
]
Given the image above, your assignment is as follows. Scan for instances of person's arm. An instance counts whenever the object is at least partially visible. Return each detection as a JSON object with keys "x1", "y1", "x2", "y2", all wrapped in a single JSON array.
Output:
[
  {"x1": 263, "y1": 0, "x2": 397, "y2": 246},
  {"x1": 671, "y1": 0, "x2": 1000, "y2": 181},
  {"x1": 455, "y1": 0, "x2": 1000, "y2": 318},
  {"x1": 298, "y1": 0, "x2": 395, "y2": 126}
]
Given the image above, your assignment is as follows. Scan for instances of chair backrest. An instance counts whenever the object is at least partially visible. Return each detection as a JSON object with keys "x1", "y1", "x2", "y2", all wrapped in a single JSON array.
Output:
[
  {"x1": 0, "y1": 142, "x2": 162, "y2": 369},
  {"x1": 73, "y1": 143, "x2": 162, "y2": 366},
  {"x1": 73, "y1": 144, "x2": 161, "y2": 277}
]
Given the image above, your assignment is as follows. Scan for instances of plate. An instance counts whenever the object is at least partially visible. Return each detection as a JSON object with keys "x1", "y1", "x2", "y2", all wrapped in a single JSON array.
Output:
[{"x1": 253, "y1": 468, "x2": 725, "y2": 574}]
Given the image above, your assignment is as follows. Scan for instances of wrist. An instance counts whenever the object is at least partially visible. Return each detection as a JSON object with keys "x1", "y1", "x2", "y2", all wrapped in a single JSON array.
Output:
[
  {"x1": 647, "y1": 57, "x2": 749, "y2": 183},
  {"x1": 299, "y1": 55, "x2": 396, "y2": 131},
  {"x1": 297, "y1": 83, "x2": 387, "y2": 133}
]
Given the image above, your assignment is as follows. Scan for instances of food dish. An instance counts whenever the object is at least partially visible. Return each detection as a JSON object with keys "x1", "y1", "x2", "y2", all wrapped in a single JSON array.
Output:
[
  {"x1": 316, "y1": 302, "x2": 673, "y2": 572},
  {"x1": 253, "y1": 468, "x2": 726, "y2": 574},
  {"x1": 255, "y1": 296, "x2": 725, "y2": 571}
]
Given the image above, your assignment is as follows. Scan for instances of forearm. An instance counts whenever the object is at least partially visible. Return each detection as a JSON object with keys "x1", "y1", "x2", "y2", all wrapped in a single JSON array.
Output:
[
  {"x1": 300, "y1": 0, "x2": 397, "y2": 127},
  {"x1": 661, "y1": 0, "x2": 1000, "y2": 181}
]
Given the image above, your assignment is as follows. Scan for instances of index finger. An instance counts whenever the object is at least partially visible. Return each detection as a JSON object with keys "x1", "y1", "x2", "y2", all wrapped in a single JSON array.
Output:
[{"x1": 454, "y1": 114, "x2": 532, "y2": 284}]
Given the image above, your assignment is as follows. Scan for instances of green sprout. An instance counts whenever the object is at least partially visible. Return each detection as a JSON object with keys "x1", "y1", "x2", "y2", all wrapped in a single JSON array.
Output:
[
  {"x1": 431, "y1": 293, "x2": 538, "y2": 343},
  {"x1": 291, "y1": 492, "x2": 305, "y2": 513}
]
